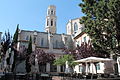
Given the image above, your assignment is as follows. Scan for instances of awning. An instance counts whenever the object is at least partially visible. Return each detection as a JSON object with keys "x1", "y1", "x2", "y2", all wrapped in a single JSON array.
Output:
[{"x1": 74, "y1": 57, "x2": 113, "y2": 63}]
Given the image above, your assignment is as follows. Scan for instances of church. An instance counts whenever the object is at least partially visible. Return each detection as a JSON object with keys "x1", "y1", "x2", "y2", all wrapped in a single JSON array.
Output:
[
  {"x1": 0, "y1": 5, "x2": 120, "y2": 75},
  {"x1": 16, "y1": 5, "x2": 73, "y2": 73}
]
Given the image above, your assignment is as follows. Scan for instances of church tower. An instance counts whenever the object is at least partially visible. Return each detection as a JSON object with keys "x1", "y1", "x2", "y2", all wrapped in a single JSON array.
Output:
[{"x1": 45, "y1": 5, "x2": 57, "y2": 34}]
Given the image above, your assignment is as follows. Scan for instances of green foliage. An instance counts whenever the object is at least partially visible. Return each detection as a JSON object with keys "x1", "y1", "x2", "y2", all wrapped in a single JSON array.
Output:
[
  {"x1": 11, "y1": 24, "x2": 19, "y2": 72},
  {"x1": 1, "y1": 31, "x2": 11, "y2": 56},
  {"x1": 80, "y1": 0, "x2": 120, "y2": 55},
  {"x1": 54, "y1": 54, "x2": 77, "y2": 67},
  {"x1": 27, "y1": 36, "x2": 32, "y2": 55},
  {"x1": 26, "y1": 57, "x2": 31, "y2": 73},
  {"x1": 11, "y1": 49, "x2": 18, "y2": 72},
  {"x1": 1, "y1": 31, "x2": 12, "y2": 65},
  {"x1": 13, "y1": 24, "x2": 19, "y2": 44},
  {"x1": 26, "y1": 36, "x2": 32, "y2": 73}
]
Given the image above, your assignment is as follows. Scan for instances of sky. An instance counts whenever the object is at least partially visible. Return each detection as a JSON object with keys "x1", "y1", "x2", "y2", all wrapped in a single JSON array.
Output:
[{"x1": 0, "y1": 0, "x2": 84, "y2": 36}]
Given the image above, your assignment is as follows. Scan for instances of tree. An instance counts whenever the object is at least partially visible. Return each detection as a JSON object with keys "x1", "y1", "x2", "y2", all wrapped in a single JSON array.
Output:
[
  {"x1": 54, "y1": 54, "x2": 77, "y2": 73},
  {"x1": 36, "y1": 50, "x2": 55, "y2": 65},
  {"x1": 26, "y1": 56, "x2": 31, "y2": 73},
  {"x1": 1, "y1": 31, "x2": 12, "y2": 57},
  {"x1": 79, "y1": 0, "x2": 120, "y2": 56},
  {"x1": 63, "y1": 41, "x2": 106, "y2": 59},
  {"x1": 19, "y1": 46, "x2": 27, "y2": 60},
  {"x1": 54, "y1": 54, "x2": 76, "y2": 67},
  {"x1": 27, "y1": 36, "x2": 32, "y2": 55},
  {"x1": 11, "y1": 45, "x2": 28, "y2": 72},
  {"x1": 29, "y1": 48, "x2": 55, "y2": 72},
  {"x1": 26, "y1": 36, "x2": 32, "y2": 73},
  {"x1": 74, "y1": 42, "x2": 108, "y2": 60},
  {"x1": 0, "y1": 31, "x2": 12, "y2": 72},
  {"x1": 13, "y1": 24, "x2": 19, "y2": 44},
  {"x1": 11, "y1": 25, "x2": 19, "y2": 72},
  {"x1": 11, "y1": 48, "x2": 18, "y2": 72}
]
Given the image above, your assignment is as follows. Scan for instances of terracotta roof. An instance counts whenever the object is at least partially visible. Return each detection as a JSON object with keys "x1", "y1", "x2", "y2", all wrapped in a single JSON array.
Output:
[
  {"x1": 66, "y1": 17, "x2": 82, "y2": 25},
  {"x1": 19, "y1": 29, "x2": 70, "y2": 36},
  {"x1": 74, "y1": 32, "x2": 86, "y2": 39}
]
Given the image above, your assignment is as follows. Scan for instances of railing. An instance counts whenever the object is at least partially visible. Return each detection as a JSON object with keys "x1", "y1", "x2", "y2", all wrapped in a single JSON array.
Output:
[{"x1": 0, "y1": 72, "x2": 120, "y2": 80}]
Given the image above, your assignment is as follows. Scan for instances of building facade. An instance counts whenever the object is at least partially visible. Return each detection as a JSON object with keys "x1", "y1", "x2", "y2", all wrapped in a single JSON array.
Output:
[
  {"x1": 45, "y1": 5, "x2": 57, "y2": 34},
  {"x1": 66, "y1": 18, "x2": 90, "y2": 46},
  {"x1": 66, "y1": 18, "x2": 119, "y2": 74},
  {"x1": 117, "y1": 56, "x2": 120, "y2": 75},
  {"x1": 17, "y1": 30, "x2": 71, "y2": 54},
  {"x1": 17, "y1": 5, "x2": 72, "y2": 73}
]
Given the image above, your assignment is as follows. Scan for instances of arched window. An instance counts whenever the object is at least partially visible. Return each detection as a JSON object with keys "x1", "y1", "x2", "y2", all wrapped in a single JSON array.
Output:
[
  {"x1": 51, "y1": 19, "x2": 53, "y2": 26},
  {"x1": 26, "y1": 36, "x2": 29, "y2": 40},
  {"x1": 55, "y1": 40, "x2": 58, "y2": 48},
  {"x1": 51, "y1": 10, "x2": 53, "y2": 15},
  {"x1": 74, "y1": 22, "x2": 78, "y2": 32},
  {"x1": 47, "y1": 19, "x2": 49, "y2": 26},
  {"x1": 41, "y1": 38, "x2": 44, "y2": 47}
]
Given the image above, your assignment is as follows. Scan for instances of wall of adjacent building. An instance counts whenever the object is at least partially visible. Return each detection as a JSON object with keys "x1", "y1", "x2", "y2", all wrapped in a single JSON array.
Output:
[
  {"x1": 117, "y1": 57, "x2": 120, "y2": 75},
  {"x1": 75, "y1": 33, "x2": 90, "y2": 46},
  {"x1": 66, "y1": 18, "x2": 84, "y2": 36},
  {"x1": 74, "y1": 62, "x2": 114, "y2": 74},
  {"x1": 66, "y1": 18, "x2": 90, "y2": 46}
]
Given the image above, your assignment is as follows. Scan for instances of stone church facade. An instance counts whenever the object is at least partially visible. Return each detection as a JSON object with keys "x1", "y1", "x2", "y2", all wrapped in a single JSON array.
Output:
[{"x1": 16, "y1": 5, "x2": 72, "y2": 73}]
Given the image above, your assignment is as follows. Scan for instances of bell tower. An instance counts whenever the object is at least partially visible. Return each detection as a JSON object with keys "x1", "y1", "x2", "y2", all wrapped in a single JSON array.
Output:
[{"x1": 45, "y1": 5, "x2": 57, "y2": 34}]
